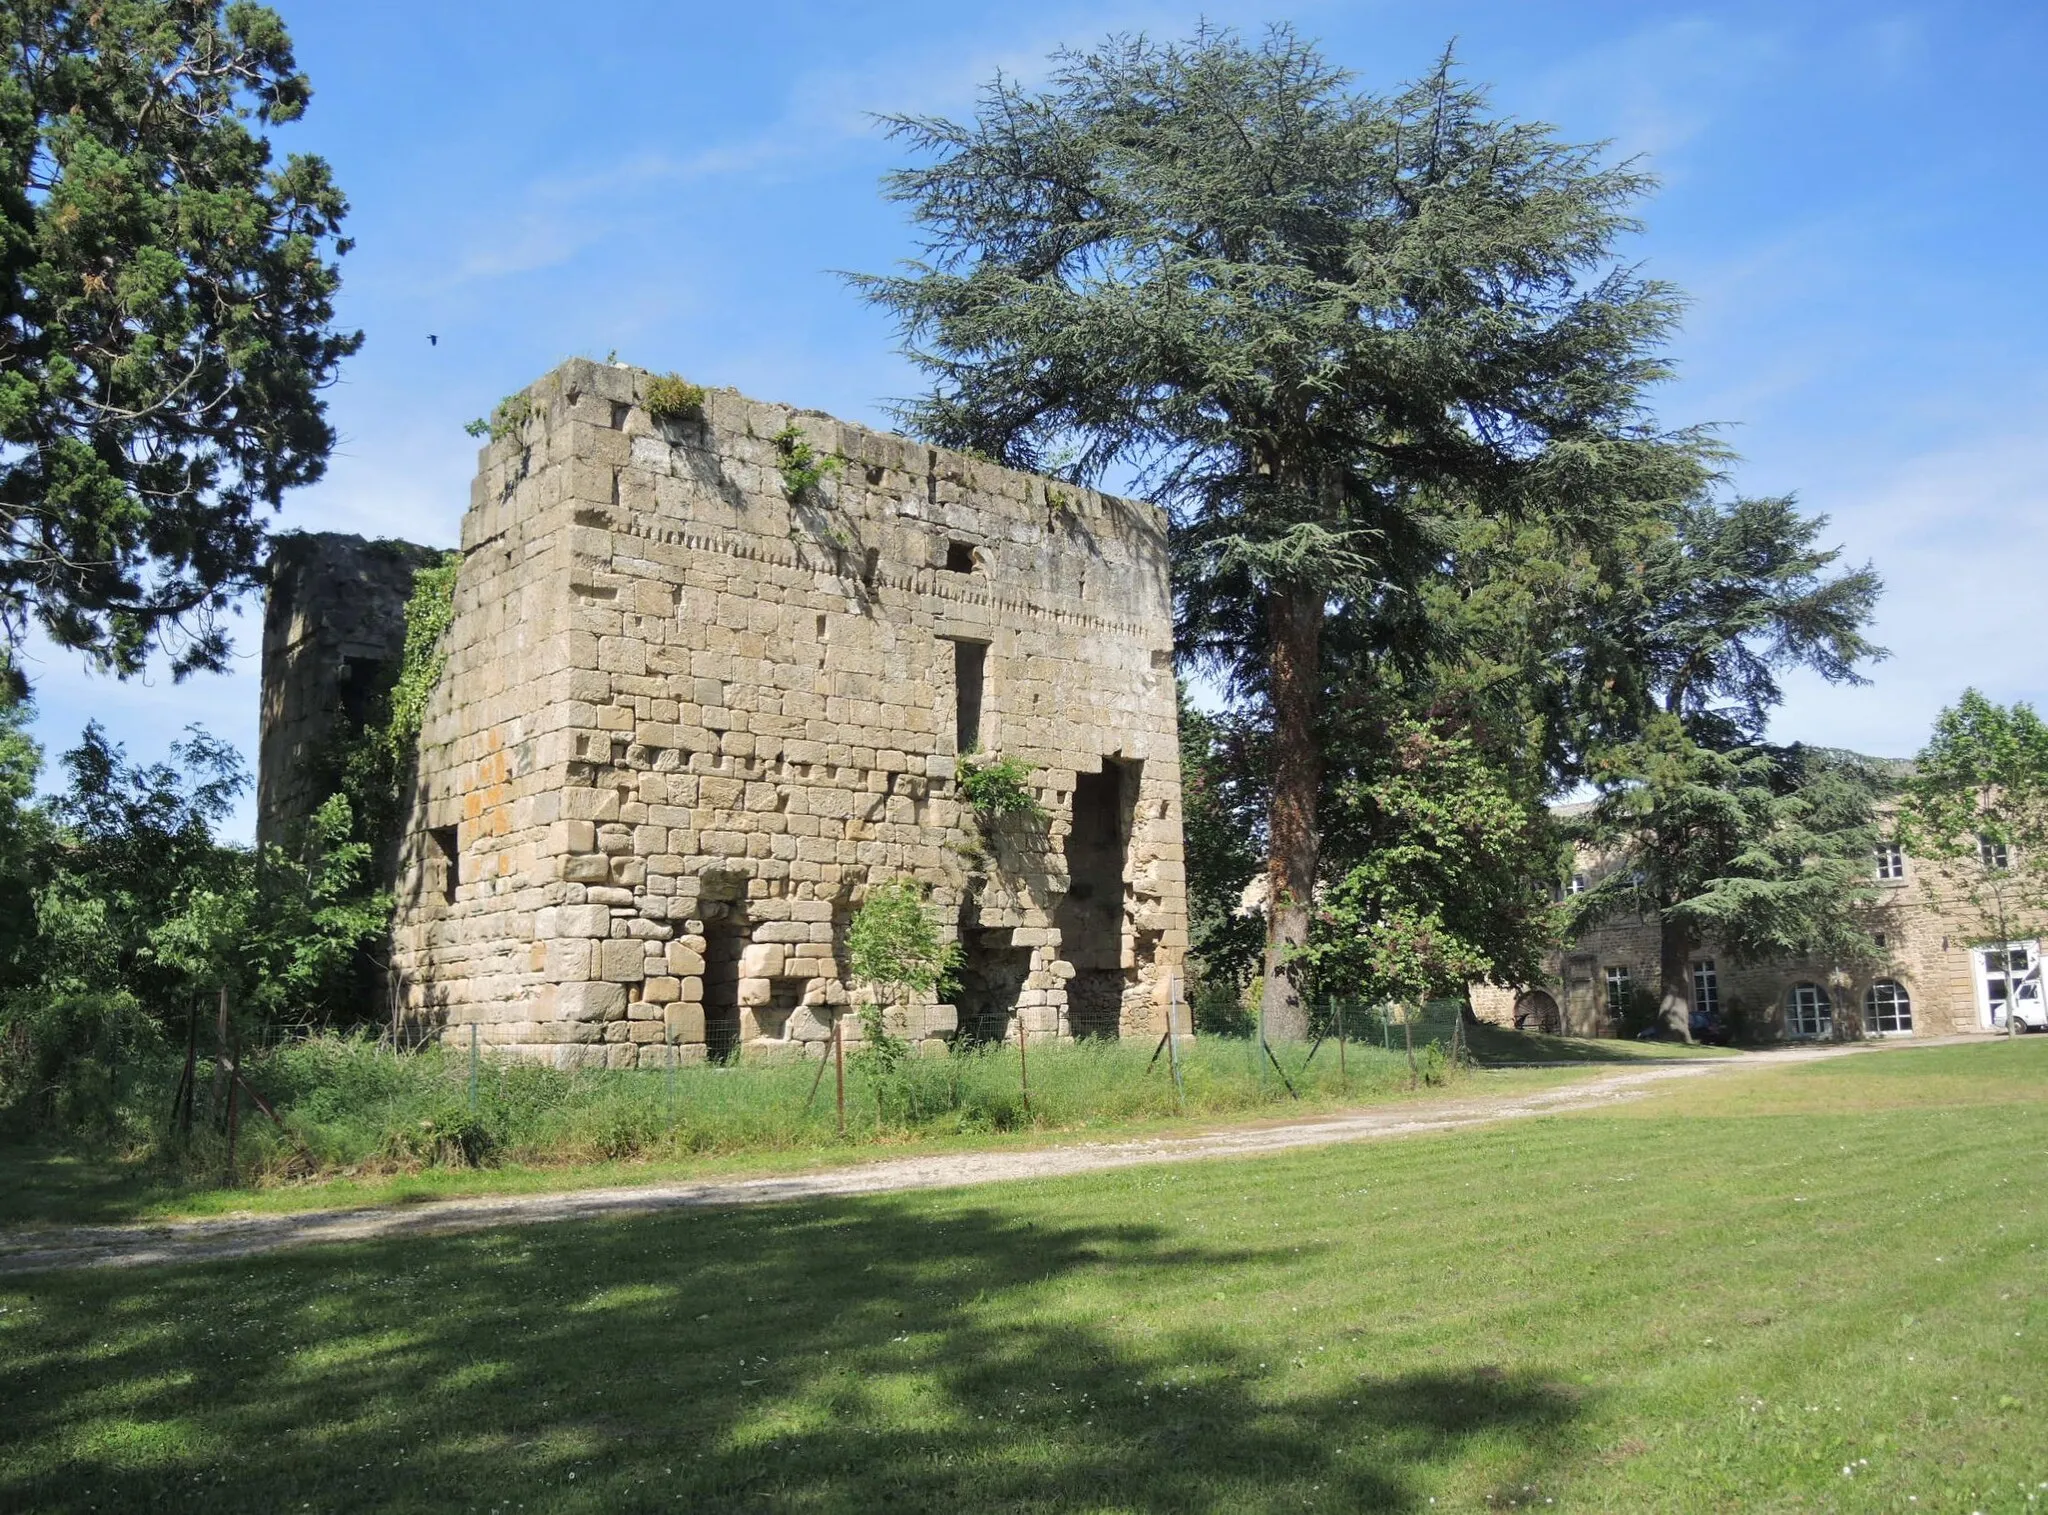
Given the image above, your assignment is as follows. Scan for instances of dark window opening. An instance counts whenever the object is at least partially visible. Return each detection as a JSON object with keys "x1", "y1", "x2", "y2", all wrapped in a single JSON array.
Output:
[
  {"x1": 1057, "y1": 759, "x2": 1138, "y2": 1039},
  {"x1": 429, "y1": 825, "x2": 460, "y2": 906},
  {"x1": 703, "y1": 910, "x2": 748, "y2": 1063},
  {"x1": 952, "y1": 639, "x2": 987, "y2": 752},
  {"x1": 944, "y1": 540, "x2": 977, "y2": 573},
  {"x1": 337, "y1": 656, "x2": 388, "y2": 728}
]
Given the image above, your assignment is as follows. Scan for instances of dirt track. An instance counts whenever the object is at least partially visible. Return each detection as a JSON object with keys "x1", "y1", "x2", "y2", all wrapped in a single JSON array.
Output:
[{"x1": 0, "y1": 1045, "x2": 1868, "y2": 1276}]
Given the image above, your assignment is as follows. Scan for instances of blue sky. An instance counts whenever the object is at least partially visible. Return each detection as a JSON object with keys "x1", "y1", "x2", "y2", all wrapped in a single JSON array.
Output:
[{"x1": 19, "y1": 0, "x2": 2048, "y2": 835}]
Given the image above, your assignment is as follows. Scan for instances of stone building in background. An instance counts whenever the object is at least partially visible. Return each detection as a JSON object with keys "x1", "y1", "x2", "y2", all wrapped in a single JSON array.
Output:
[
  {"x1": 259, "y1": 359, "x2": 1190, "y2": 1066},
  {"x1": 1471, "y1": 801, "x2": 2035, "y2": 1041}
]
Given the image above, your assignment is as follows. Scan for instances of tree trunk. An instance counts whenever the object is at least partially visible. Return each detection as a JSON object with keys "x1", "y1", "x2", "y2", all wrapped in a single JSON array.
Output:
[
  {"x1": 1658, "y1": 913, "x2": 1695, "y2": 1043},
  {"x1": 1261, "y1": 582, "x2": 1324, "y2": 1043}
]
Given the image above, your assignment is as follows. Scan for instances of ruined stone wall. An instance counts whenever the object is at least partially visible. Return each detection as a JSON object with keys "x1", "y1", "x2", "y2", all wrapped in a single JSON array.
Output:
[
  {"x1": 387, "y1": 359, "x2": 1187, "y2": 1067},
  {"x1": 257, "y1": 533, "x2": 446, "y2": 849}
]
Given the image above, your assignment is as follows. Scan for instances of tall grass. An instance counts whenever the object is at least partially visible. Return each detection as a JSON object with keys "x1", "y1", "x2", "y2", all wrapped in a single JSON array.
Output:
[{"x1": 28, "y1": 1027, "x2": 1458, "y2": 1188}]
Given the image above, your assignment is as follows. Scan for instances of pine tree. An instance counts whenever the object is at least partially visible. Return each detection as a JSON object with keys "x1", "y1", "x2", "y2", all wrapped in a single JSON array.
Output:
[{"x1": 856, "y1": 28, "x2": 1706, "y2": 1036}]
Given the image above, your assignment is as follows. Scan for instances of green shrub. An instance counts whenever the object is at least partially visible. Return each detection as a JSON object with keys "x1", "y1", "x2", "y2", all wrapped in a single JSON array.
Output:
[
  {"x1": 772, "y1": 422, "x2": 844, "y2": 499},
  {"x1": 644, "y1": 373, "x2": 706, "y2": 422},
  {"x1": 463, "y1": 392, "x2": 535, "y2": 442},
  {"x1": 955, "y1": 753, "x2": 1046, "y2": 826},
  {"x1": 0, "y1": 988, "x2": 164, "y2": 1138},
  {"x1": 3, "y1": 1021, "x2": 1481, "y2": 1199},
  {"x1": 380, "y1": 1104, "x2": 497, "y2": 1168}
]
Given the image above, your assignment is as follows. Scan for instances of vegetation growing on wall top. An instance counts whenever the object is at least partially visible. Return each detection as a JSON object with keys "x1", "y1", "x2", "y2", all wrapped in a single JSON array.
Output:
[
  {"x1": 773, "y1": 422, "x2": 845, "y2": 499},
  {"x1": 644, "y1": 374, "x2": 707, "y2": 422},
  {"x1": 464, "y1": 393, "x2": 535, "y2": 443}
]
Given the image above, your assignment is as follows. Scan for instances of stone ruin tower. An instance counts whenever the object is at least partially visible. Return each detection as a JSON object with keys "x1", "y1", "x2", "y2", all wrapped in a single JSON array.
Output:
[{"x1": 259, "y1": 359, "x2": 1190, "y2": 1066}]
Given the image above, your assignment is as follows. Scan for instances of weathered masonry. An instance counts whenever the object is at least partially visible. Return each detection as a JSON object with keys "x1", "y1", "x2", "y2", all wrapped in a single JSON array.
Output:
[{"x1": 260, "y1": 359, "x2": 1189, "y2": 1065}]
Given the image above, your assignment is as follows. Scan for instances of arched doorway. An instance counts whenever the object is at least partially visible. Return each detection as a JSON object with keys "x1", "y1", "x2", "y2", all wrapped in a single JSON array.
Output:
[{"x1": 1513, "y1": 989, "x2": 1562, "y2": 1034}]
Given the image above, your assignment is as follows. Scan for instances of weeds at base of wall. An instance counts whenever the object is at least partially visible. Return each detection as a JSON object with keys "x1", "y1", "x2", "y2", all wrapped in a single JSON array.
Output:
[{"x1": 6, "y1": 1029, "x2": 1473, "y2": 1194}]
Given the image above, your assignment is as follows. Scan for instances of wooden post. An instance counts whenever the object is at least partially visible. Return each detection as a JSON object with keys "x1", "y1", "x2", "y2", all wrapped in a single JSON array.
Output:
[
  {"x1": 468, "y1": 1022, "x2": 480, "y2": 1111},
  {"x1": 1337, "y1": 999, "x2": 1347, "y2": 1090},
  {"x1": 224, "y1": 1016, "x2": 241, "y2": 1186},
  {"x1": 173, "y1": 1000, "x2": 199, "y2": 1137},
  {"x1": 666, "y1": 1022, "x2": 677, "y2": 1124},
  {"x1": 833, "y1": 1014, "x2": 846, "y2": 1137},
  {"x1": 805, "y1": 1033, "x2": 832, "y2": 1112},
  {"x1": 210, "y1": 986, "x2": 231, "y2": 1127},
  {"x1": 1165, "y1": 978, "x2": 1185, "y2": 1110},
  {"x1": 1017, "y1": 1015, "x2": 1030, "y2": 1117}
]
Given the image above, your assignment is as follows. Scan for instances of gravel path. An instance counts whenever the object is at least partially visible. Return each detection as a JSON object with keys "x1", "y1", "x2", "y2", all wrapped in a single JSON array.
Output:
[{"x1": 0, "y1": 1045, "x2": 1867, "y2": 1276}]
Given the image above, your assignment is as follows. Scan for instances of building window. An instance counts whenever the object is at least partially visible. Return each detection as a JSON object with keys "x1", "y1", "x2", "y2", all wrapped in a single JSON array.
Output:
[
  {"x1": 1566, "y1": 872, "x2": 1588, "y2": 896},
  {"x1": 943, "y1": 539, "x2": 978, "y2": 573},
  {"x1": 1872, "y1": 931, "x2": 1887, "y2": 949},
  {"x1": 1865, "y1": 979, "x2": 1914, "y2": 1034},
  {"x1": 1787, "y1": 982, "x2": 1833, "y2": 1039},
  {"x1": 1874, "y1": 842, "x2": 1904, "y2": 881},
  {"x1": 1979, "y1": 834, "x2": 2010, "y2": 870},
  {"x1": 1691, "y1": 960, "x2": 1720, "y2": 1017},
  {"x1": 1604, "y1": 966, "x2": 1632, "y2": 1015}
]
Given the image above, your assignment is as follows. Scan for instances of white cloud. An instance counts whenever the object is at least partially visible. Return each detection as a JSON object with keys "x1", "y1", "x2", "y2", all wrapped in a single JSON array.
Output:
[{"x1": 1771, "y1": 418, "x2": 2048, "y2": 757}]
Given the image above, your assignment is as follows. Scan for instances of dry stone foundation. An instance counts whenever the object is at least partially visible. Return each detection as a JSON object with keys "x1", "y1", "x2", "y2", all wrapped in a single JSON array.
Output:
[{"x1": 260, "y1": 359, "x2": 1190, "y2": 1066}]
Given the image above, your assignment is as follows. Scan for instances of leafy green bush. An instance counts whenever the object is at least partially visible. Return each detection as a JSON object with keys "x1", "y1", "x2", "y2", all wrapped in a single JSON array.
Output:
[
  {"x1": 772, "y1": 422, "x2": 844, "y2": 499},
  {"x1": 463, "y1": 392, "x2": 535, "y2": 442},
  {"x1": 1, "y1": 1010, "x2": 1486, "y2": 1195},
  {"x1": 0, "y1": 988, "x2": 163, "y2": 1138},
  {"x1": 644, "y1": 373, "x2": 706, "y2": 422},
  {"x1": 955, "y1": 753, "x2": 1046, "y2": 826}
]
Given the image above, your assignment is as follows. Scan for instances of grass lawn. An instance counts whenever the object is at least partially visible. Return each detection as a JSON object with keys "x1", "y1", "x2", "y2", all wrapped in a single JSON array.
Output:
[{"x1": 2, "y1": 1038, "x2": 2042, "y2": 1512}]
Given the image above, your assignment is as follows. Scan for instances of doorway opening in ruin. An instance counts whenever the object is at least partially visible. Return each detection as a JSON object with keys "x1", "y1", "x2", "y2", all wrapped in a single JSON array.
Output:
[
  {"x1": 1057, "y1": 758, "x2": 1137, "y2": 1039},
  {"x1": 702, "y1": 907, "x2": 748, "y2": 1062},
  {"x1": 956, "y1": 913, "x2": 1031, "y2": 1045}
]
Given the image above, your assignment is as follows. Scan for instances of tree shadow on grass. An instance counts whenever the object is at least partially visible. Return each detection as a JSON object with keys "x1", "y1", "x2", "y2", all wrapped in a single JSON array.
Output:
[
  {"x1": 0, "y1": 1145, "x2": 179, "y2": 1228},
  {"x1": 1, "y1": 1197, "x2": 1587, "y2": 1513},
  {"x1": 1463, "y1": 1024, "x2": 1732, "y2": 1066}
]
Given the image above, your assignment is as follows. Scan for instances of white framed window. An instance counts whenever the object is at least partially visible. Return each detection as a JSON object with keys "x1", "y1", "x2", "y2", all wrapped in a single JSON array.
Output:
[
  {"x1": 1691, "y1": 960, "x2": 1720, "y2": 1017},
  {"x1": 1865, "y1": 979, "x2": 1914, "y2": 1035},
  {"x1": 1787, "y1": 982, "x2": 1833, "y2": 1039},
  {"x1": 1566, "y1": 872, "x2": 1588, "y2": 896},
  {"x1": 1604, "y1": 966, "x2": 1632, "y2": 1015},
  {"x1": 1979, "y1": 835, "x2": 2010, "y2": 870},
  {"x1": 1874, "y1": 842, "x2": 1904, "y2": 881}
]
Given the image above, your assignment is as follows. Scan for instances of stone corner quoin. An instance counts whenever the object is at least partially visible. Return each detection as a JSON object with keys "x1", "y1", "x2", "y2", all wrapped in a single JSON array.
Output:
[{"x1": 259, "y1": 357, "x2": 1191, "y2": 1068}]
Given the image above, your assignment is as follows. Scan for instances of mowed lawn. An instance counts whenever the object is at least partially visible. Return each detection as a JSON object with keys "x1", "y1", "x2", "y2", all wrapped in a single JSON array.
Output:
[{"x1": 2, "y1": 1041, "x2": 2043, "y2": 1513}]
